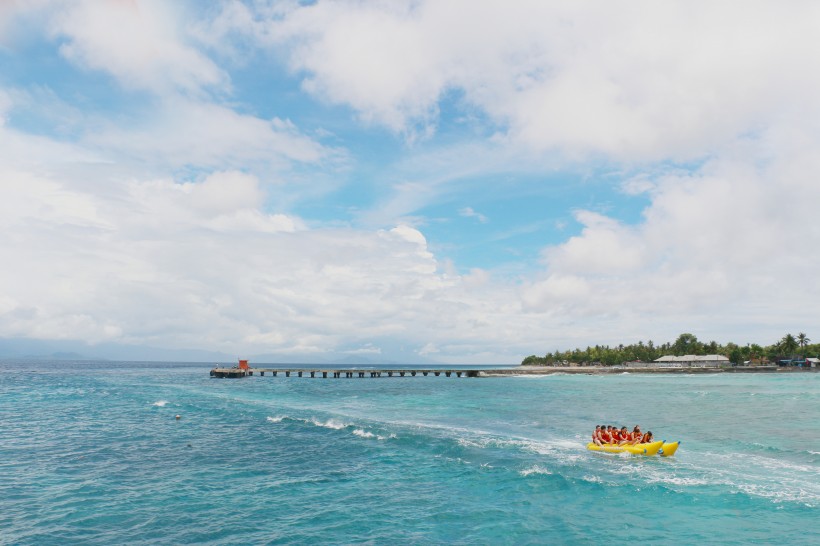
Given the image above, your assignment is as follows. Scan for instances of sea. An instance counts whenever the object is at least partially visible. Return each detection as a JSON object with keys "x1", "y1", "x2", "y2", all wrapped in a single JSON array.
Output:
[{"x1": 1, "y1": 360, "x2": 818, "y2": 545}]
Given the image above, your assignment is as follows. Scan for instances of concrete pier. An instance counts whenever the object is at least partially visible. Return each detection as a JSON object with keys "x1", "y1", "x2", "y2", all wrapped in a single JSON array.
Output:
[{"x1": 210, "y1": 367, "x2": 478, "y2": 378}]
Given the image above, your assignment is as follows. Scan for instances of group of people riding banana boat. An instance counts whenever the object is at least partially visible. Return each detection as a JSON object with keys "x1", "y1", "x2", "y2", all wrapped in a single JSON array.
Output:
[
  {"x1": 591, "y1": 424, "x2": 653, "y2": 446},
  {"x1": 587, "y1": 425, "x2": 679, "y2": 456}
]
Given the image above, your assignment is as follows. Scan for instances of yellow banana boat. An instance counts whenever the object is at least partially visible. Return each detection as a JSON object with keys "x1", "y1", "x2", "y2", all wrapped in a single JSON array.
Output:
[
  {"x1": 659, "y1": 441, "x2": 680, "y2": 457},
  {"x1": 586, "y1": 440, "x2": 665, "y2": 456}
]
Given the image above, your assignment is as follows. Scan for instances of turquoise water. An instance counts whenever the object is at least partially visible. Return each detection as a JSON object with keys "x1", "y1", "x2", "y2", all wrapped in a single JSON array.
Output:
[{"x1": 1, "y1": 361, "x2": 818, "y2": 545}]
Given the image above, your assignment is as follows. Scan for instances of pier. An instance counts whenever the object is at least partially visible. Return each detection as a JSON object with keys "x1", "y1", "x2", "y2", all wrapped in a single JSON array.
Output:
[{"x1": 210, "y1": 367, "x2": 480, "y2": 378}]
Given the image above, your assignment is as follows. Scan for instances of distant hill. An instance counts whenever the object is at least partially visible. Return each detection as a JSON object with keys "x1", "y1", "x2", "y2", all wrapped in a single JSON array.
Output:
[
  {"x1": 0, "y1": 338, "x2": 441, "y2": 365},
  {"x1": 0, "y1": 338, "x2": 231, "y2": 362}
]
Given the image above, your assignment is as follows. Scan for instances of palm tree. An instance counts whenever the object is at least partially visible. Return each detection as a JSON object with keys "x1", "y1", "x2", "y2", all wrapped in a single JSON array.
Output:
[
  {"x1": 797, "y1": 332, "x2": 810, "y2": 349},
  {"x1": 780, "y1": 334, "x2": 798, "y2": 356}
]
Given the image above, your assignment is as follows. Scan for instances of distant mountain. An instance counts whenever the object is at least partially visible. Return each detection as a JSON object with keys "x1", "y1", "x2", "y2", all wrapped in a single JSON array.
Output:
[
  {"x1": 49, "y1": 351, "x2": 87, "y2": 360},
  {"x1": 0, "y1": 338, "x2": 441, "y2": 365},
  {"x1": 0, "y1": 338, "x2": 231, "y2": 362}
]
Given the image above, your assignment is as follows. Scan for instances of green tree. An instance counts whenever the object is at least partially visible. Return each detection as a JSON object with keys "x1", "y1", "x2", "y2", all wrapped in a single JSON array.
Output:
[
  {"x1": 728, "y1": 345, "x2": 744, "y2": 365},
  {"x1": 673, "y1": 333, "x2": 699, "y2": 355},
  {"x1": 797, "y1": 332, "x2": 810, "y2": 349},
  {"x1": 602, "y1": 349, "x2": 620, "y2": 366},
  {"x1": 780, "y1": 333, "x2": 798, "y2": 356}
]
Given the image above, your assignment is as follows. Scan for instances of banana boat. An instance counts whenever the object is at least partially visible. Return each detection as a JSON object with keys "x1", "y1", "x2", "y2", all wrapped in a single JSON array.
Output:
[
  {"x1": 586, "y1": 440, "x2": 672, "y2": 456},
  {"x1": 659, "y1": 441, "x2": 679, "y2": 457}
]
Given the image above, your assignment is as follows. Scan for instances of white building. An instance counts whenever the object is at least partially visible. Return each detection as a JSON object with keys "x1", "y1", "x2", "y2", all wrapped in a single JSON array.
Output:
[{"x1": 651, "y1": 355, "x2": 730, "y2": 368}]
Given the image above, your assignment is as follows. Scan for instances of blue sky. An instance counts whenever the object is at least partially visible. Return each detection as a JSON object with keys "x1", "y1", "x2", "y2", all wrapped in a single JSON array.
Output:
[{"x1": 1, "y1": 1, "x2": 818, "y2": 363}]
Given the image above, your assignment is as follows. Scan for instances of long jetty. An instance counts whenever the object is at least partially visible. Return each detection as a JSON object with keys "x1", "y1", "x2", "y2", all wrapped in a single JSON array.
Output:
[
  {"x1": 209, "y1": 364, "x2": 805, "y2": 379},
  {"x1": 210, "y1": 367, "x2": 481, "y2": 378}
]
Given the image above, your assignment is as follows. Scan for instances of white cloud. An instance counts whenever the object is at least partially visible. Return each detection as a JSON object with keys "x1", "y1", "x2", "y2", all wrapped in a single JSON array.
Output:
[
  {"x1": 0, "y1": 167, "x2": 502, "y2": 359},
  {"x1": 459, "y1": 207, "x2": 488, "y2": 223},
  {"x1": 227, "y1": 0, "x2": 820, "y2": 349},
  {"x1": 1, "y1": 4, "x2": 334, "y2": 175},
  {"x1": 87, "y1": 98, "x2": 330, "y2": 170},
  {"x1": 522, "y1": 134, "x2": 820, "y2": 342},
  {"x1": 0, "y1": 90, "x2": 105, "y2": 168},
  {"x1": 49, "y1": 0, "x2": 227, "y2": 95},
  {"x1": 2, "y1": 156, "x2": 586, "y2": 362},
  {"x1": 343, "y1": 344, "x2": 382, "y2": 355},
  {"x1": 543, "y1": 211, "x2": 646, "y2": 276},
  {"x1": 270, "y1": 1, "x2": 444, "y2": 137},
  {"x1": 4, "y1": 140, "x2": 817, "y2": 361},
  {"x1": 247, "y1": 0, "x2": 820, "y2": 161}
]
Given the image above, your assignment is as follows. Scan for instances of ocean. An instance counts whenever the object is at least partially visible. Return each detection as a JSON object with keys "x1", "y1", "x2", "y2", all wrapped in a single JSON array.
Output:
[{"x1": 1, "y1": 360, "x2": 818, "y2": 545}]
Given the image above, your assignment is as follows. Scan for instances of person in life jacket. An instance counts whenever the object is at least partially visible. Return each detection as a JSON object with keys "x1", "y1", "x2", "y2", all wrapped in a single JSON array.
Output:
[
  {"x1": 592, "y1": 425, "x2": 603, "y2": 446},
  {"x1": 593, "y1": 424, "x2": 651, "y2": 445},
  {"x1": 617, "y1": 426, "x2": 632, "y2": 445}
]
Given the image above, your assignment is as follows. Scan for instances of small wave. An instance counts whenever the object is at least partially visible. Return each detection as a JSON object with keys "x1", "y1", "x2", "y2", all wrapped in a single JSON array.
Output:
[
  {"x1": 352, "y1": 429, "x2": 392, "y2": 441},
  {"x1": 705, "y1": 451, "x2": 818, "y2": 476},
  {"x1": 736, "y1": 483, "x2": 818, "y2": 507},
  {"x1": 454, "y1": 434, "x2": 586, "y2": 467},
  {"x1": 264, "y1": 415, "x2": 347, "y2": 429},
  {"x1": 268, "y1": 415, "x2": 393, "y2": 440},
  {"x1": 618, "y1": 451, "x2": 820, "y2": 507},
  {"x1": 648, "y1": 475, "x2": 710, "y2": 487},
  {"x1": 152, "y1": 400, "x2": 169, "y2": 407},
  {"x1": 457, "y1": 437, "x2": 486, "y2": 448},
  {"x1": 309, "y1": 417, "x2": 348, "y2": 430},
  {"x1": 520, "y1": 465, "x2": 553, "y2": 477}
]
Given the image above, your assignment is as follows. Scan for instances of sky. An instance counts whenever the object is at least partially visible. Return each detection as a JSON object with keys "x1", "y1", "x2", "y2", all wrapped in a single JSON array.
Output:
[{"x1": 1, "y1": 0, "x2": 818, "y2": 364}]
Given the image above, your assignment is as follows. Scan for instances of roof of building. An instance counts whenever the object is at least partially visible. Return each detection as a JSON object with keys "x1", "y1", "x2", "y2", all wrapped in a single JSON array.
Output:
[{"x1": 653, "y1": 354, "x2": 729, "y2": 362}]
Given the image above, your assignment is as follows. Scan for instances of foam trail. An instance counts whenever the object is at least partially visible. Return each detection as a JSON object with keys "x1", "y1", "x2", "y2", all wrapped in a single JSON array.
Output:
[{"x1": 520, "y1": 465, "x2": 553, "y2": 477}]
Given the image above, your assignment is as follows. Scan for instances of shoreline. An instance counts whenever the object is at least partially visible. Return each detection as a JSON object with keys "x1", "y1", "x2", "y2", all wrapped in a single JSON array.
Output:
[{"x1": 480, "y1": 365, "x2": 819, "y2": 376}]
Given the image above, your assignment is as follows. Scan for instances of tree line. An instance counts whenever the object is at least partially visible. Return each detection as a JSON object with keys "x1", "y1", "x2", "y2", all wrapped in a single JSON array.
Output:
[{"x1": 521, "y1": 332, "x2": 816, "y2": 366}]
